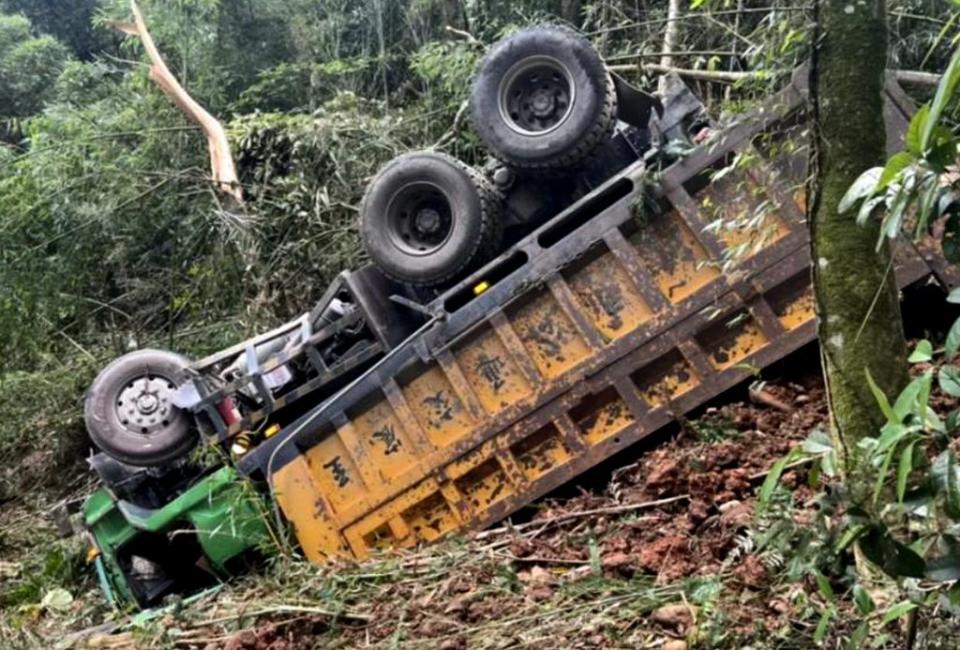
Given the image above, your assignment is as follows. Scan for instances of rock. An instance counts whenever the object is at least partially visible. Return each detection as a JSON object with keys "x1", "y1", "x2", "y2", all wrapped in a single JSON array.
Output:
[
  {"x1": 769, "y1": 598, "x2": 790, "y2": 614},
  {"x1": 509, "y1": 539, "x2": 535, "y2": 557},
  {"x1": 734, "y1": 554, "x2": 767, "y2": 588},
  {"x1": 602, "y1": 552, "x2": 633, "y2": 569},
  {"x1": 638, "y1": 535, "x2": 690, "y2": 574},
  {"x1": 223, "y1": 631, "x2": 257, "y2": 650},
  {"x1": 651, "y1": 603, "x2": 696, "y2": 631},
  {"x1": 662, "y1": 640, "x2": 688, "y2": 650},
  {"x1": 687, "y1": 471, "x2": 722, "y2": 499},
  {"x1": 703, "y1": 440, "x2": 739, "y2": 469},
  {"x1": 418, "y1": 618, "x2": 447, "y2": 637},
  {"x1": 527, "y1": 585, "x2": 554, "y2": 602},
  {"x1": 518, "y1": 565, "x2": 557, "y2": 588},
  {"x1": 645, "y1": 458, "x2": 680, "y2": 494},
  {"x1": 519, "y1": 566, "x2": 557, "y2": 600},
  {"x1": 561, "y1": 565, "x2": 594, "y2": 582},
  {"x1": 717, "y1": 499, "x2": 740, "y2": 513},
  {"x1": 687, "y1": 499, "x2": 710, "y2": 523},
  {"x1": 722, "y1": 468, "x2": 750, "y2": 494},
  {"x1": 718, "y1": 500, "x2": 753, "y2": 528},
  {"x1": 0, "y1": 561, "x2": 21, "y2": 579},
  {"x1": 444, "y1": 595, "x2": 468, "y2": 614}
]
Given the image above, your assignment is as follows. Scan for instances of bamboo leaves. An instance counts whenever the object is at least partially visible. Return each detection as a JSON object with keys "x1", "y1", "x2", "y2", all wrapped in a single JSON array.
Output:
[{"x1": 839, "y1": 44, "x2": 960, "y2": 252}]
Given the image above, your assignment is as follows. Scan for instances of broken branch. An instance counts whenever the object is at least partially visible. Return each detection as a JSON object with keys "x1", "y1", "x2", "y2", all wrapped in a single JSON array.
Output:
[
  {"x1": 474, "y1": 494, "x2": 689, "y2": 540},
  {"x1": 114, "y1": 1, "x2": 243, "y2": 206}
]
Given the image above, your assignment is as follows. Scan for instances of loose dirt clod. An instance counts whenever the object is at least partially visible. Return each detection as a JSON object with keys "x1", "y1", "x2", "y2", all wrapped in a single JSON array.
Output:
[
  {"x1": 499, "y1": 380, "x2": 825, "y2": 586},
  {"x1": 652, "y1": 603, "x2": 696, "y2": 631},
  {"x1": 662, "y1": 640, "x2": 689, "y2": 650}
]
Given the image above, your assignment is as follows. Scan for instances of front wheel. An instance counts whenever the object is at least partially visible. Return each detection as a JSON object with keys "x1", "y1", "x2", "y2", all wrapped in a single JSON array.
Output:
[
  {"x1": 360, "y1": 151, "x2": 501, "y2": 287},
  {"x1": 84, "y1": 349, "x2": 197, "y2": 466}
]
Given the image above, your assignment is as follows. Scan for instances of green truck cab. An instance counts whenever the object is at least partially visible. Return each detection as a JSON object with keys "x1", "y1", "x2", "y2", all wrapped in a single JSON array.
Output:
[{"x1": 83, "y1": 465, "x2": 271, "y2": 607}]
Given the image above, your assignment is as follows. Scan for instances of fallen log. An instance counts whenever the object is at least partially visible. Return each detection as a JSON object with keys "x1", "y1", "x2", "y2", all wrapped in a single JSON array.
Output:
[{"x1": 608, "y1": 62, "x2": 941, "y2": 87}]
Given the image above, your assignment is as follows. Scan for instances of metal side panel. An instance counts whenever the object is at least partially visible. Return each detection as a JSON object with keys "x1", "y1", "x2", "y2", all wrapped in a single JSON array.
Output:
[{"x1": 279, "y1": 243, "x2": 935, "y2": 561}]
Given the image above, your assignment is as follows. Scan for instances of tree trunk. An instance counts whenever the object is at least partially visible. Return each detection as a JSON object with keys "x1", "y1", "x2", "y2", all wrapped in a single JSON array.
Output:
[
  {"x1": 810, "y1": 0, "x2": 908, "y2": 485},
  {"x1": 659, "y1": 0, "x2": 682, "y2": 94}
]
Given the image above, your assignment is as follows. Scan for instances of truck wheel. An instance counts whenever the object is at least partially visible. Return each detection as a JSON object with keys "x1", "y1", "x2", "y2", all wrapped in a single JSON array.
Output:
[
  {"x1": 361, "y1": 151, "x2": 501, "y2": 287},
  {"x1": 469, "y1": 25, "x2": 617, "y2": 171},
  {"x1": 85, "y1": 349, "x2": 197, "y2": 467}
]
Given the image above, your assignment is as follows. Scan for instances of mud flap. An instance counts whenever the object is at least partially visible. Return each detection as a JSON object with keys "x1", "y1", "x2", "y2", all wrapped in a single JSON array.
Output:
[{"x1": 611, "y1": 72, "x2": 663, "y2": 128}]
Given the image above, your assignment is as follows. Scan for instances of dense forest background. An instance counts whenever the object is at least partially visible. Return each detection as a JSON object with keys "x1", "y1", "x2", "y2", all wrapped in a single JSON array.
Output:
[{"x1": 0, "y1": 0, "x2": 954, "y2": 496}]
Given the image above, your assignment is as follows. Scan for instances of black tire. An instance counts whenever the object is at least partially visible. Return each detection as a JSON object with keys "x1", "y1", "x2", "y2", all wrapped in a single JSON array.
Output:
[
  {"x1": 85, "y1": 349, "x2": 197, "y2": 467},
  {"x1": 360, "y1": 151, "x2": 502, "y2": 287},
  {"x1": 469, "y1": 24, "x2": 617, "y2": 171}
]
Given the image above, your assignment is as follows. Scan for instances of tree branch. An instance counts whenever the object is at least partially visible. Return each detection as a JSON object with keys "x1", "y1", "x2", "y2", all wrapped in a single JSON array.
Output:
[
  {"x1": 444, "y1": 25, "x2": 482, "y2": 48},
  {"x1": 659, "y1": 0, "x2": 682, "y2": 93},
  {"x1": 607, "y1": 62, "x2": 942, "y2": 87},
  {"x1": 111, "y1": 1, "x2": 244, "y2": 206}
]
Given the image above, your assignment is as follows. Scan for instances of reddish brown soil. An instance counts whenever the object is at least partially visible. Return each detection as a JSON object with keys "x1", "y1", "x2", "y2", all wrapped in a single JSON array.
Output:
[
  {"x1": 505, "y1": 378, "x2": 826, "y2": 583},
  {"x1": 213, "y1": 617, "x2": 330, "y2": 650},
  {"x1": 207, "y1": 376, "x2": 828, "y2": 649}
]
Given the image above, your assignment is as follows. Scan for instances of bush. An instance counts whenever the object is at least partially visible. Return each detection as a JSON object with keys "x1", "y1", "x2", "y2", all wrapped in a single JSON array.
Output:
[{"x1": 0, "y1": 355, "x2": 97, "y2": 499}]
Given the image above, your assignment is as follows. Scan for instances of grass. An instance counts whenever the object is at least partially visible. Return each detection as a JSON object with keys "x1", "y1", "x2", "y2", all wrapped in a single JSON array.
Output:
[
  {"x1": 0, "y1": 354, "x2": 99, "y2": 501},
  {"x1": 690, "y1": 414, "x2": 740, "y2": 444},
  {"x1": 0, "y1": 374, "x2": 923, "y2": 649}
]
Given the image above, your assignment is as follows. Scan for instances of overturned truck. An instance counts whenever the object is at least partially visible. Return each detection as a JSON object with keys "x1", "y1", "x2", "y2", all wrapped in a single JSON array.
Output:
[{"x1": 78, "y1": 26, "x2": 956, "y2": 606}]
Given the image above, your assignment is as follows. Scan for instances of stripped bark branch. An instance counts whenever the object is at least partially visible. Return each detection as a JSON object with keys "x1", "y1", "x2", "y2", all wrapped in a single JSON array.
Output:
[
  {"x1": 659, "y1": 0, "x2": 682, "y2": 93},
  {"x1": 111, "y1": 1, "x2": 244, "y2": 206}
]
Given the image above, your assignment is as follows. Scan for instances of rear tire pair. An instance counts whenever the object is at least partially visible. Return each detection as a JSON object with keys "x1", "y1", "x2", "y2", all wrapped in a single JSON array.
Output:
[
  {"x1": 469, "y1": 24, "x2": 617, "y2": 172},
  {"x1": 360, "y1": 152, "x2": 502, "y2": 287},
  {"x1": 361, "y1": 25, "x2": 615, "y2": 287}
]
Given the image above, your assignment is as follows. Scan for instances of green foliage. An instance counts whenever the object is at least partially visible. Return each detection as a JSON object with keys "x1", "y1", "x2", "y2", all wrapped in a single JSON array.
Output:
[
  {"x1": 824, "y1": 45, "x2": 960, "y2": 622},
  {"x1": 0, "y1": 1, "x2": 492, "y2": 377},
  {"x1": 410, "y1": 40, "x2": 483, "y2": 99},
  {"x1": 763, "y1": 339, "x2": 960, "y2": 642},
  {"x1": 228, "y1": 97, "x2": 412, "y2": 306},
  {"x1": 0, "y1": 13, "x2": 71, "y2": 120},
  {"x1": 2, "y1": 0, "x2": 945, "y2": 380},
  {"x1": 0, "y1": 0, "x2": 107, "y2": 60},
  {"x1": 0, "y1": 540, "x2": 90, "y2": 611},
  {"x1": 0, "y1": 77, "x2": 244, "y2": 369},
  {"x1": 690, "y1": 414, "x2": 739, "y2": 443},
  {"x1": 0, "y1": 357, "x2": 97, "y2": 497},
  {"x1": 839, "y1": 40, "x2": 960, "y2": 255}
]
